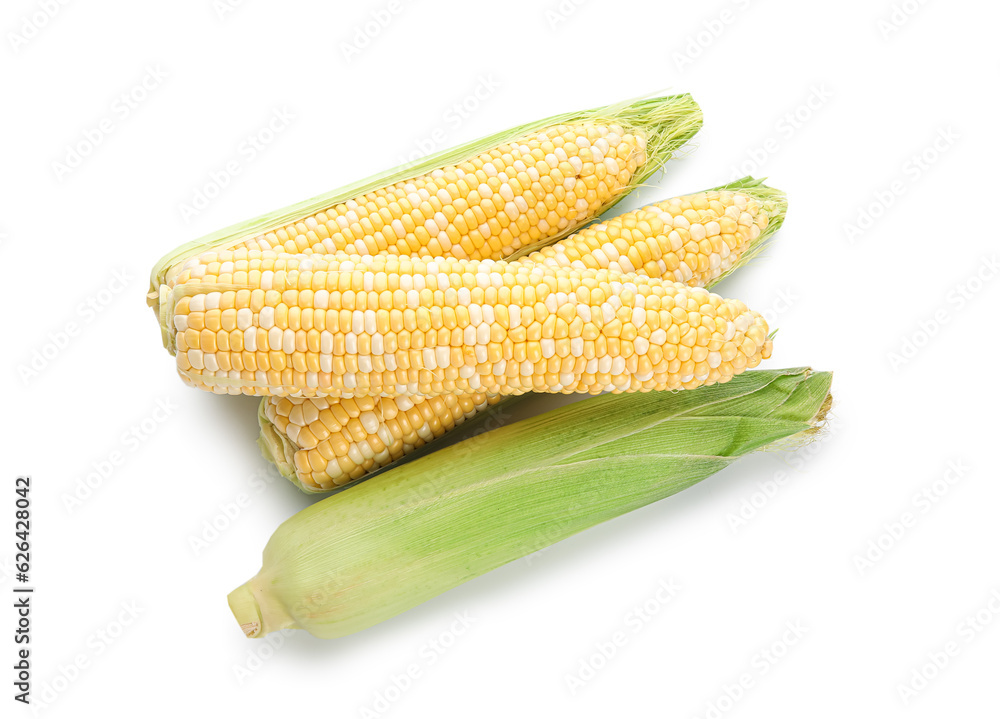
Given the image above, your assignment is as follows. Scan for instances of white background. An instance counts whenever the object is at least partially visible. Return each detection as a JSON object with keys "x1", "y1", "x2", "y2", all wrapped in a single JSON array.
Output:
[{"x1": 3, "y1": 0, "x2": 999, "y2": 716}]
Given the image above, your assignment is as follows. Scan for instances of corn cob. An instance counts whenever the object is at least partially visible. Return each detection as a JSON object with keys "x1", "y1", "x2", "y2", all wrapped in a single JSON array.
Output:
[
  {"x1": 260, "y1": 393, "x2": 504, "y2": 488},
  {"x1": 517, "y1": 180, "x2": 778, "y2": 285},
  {"x1": 260, "y1": 179, "x2": 786, "y2": 490},
  {"x1": 167, "y1": 251, "x2": 773, "y2": 398},
  {"x1": 228, "y1": 367, "x2": 833, "y2": 640},
  {"x1": 227, "y1": 123, "x2": 642, "y2": 260},
  {"x1": 149, "y1": 94, "x2": 702, "y2": 348}
]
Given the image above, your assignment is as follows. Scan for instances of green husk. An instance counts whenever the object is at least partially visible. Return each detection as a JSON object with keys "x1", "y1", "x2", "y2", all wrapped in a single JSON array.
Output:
[
  {"x1": 259, "y1": 176, "x2": 788, "y2": 494},
  {"x1": 149, "y1": 93, "x2": 703, "y2": 351},
  {"x1": 256, "y1": 400, "x2": 297, "y2": 483},
  {"x1": 230, "y1": 367, "x2": 832, "y2": 640},
  {"x1": 700, "y1": 176, "x2": 787, "y2": 285}
]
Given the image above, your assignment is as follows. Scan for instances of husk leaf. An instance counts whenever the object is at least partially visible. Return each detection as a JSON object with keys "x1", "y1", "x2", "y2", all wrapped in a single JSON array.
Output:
[{"x1": 230, "y1": 367, "x2": 832, "y2": 640}]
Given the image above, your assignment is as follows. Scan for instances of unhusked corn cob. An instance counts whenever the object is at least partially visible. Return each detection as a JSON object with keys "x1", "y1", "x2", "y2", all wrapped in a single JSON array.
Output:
[
  {"x1": 168, "y1": 252, "x2": 772, "y2": 399},
  {"x1": 149, "y1": 95, "x2": 703, "y2": 348},
  {"x1": 260, "y1": 179, "x2": 786, "y2": 490},
  {"x1": 261, "y1": 393, "x2": 503, "y2": 486},
  {"x1": 229, "y1": 368, "x2": 834, "y2": 639}
]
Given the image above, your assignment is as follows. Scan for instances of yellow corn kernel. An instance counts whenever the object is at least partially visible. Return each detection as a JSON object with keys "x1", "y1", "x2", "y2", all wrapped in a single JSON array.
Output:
[
  {"x1": 524, "y1": 188, "x2": 777, "y2": 287},
  {"x1": 264, "y1": 393, "x2": 504, "y2": 490},
  {"x1": 171, "y1": 252, "x2": 770, "y2": 399}
]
